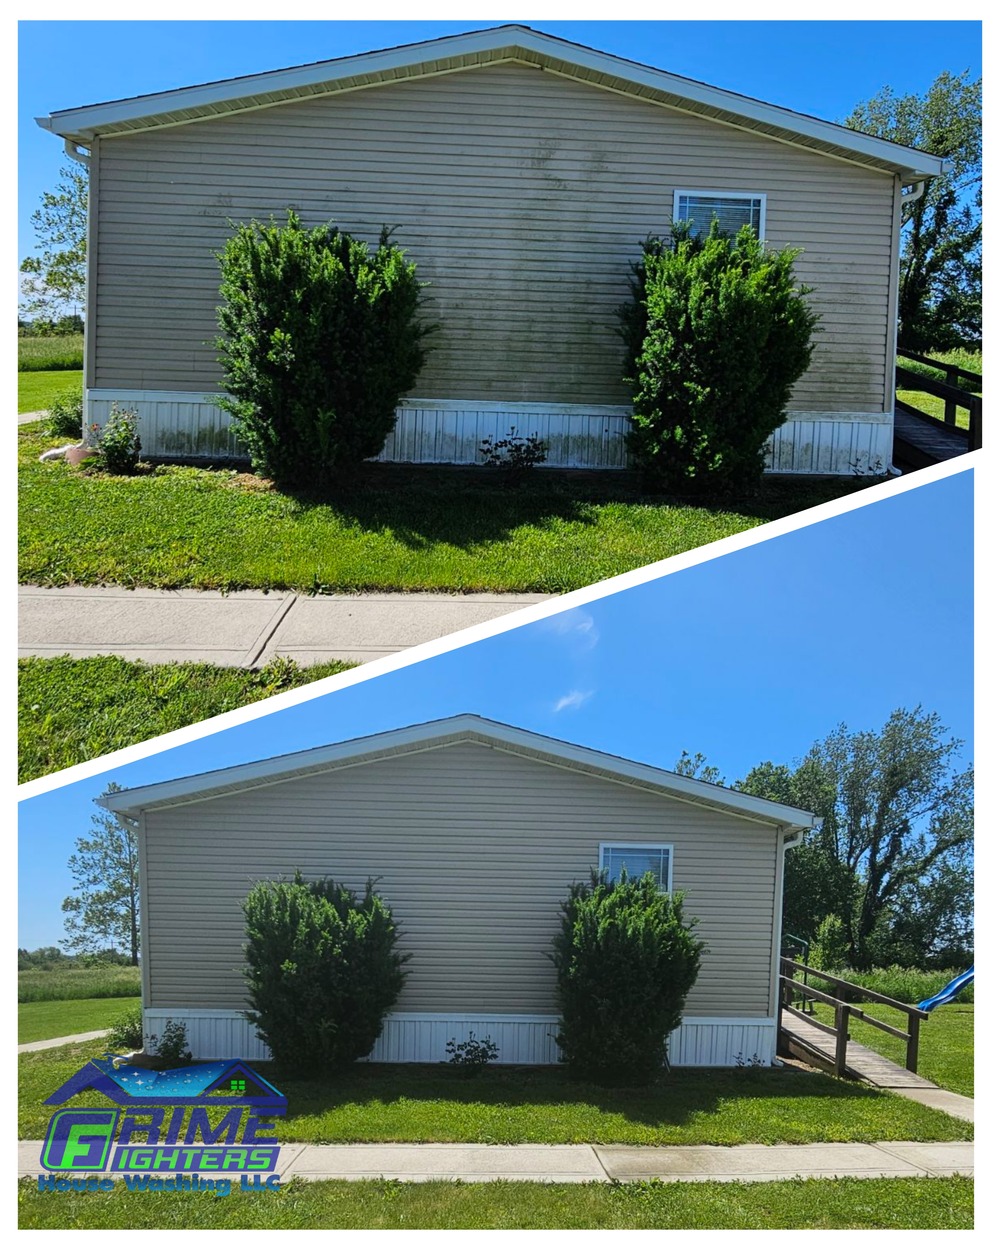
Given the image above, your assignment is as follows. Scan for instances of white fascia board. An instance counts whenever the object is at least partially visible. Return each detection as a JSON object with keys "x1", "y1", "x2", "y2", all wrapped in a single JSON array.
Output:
[
  {"x1": 38, "y1": 24, "x2": 945, "y2": 180},
  {"x1": 98, "y1": 713, "x2": 816, "y2": 834}
]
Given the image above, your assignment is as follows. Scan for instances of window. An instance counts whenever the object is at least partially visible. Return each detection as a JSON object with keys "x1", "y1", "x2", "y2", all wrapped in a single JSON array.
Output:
[
  {"x1": 674, "y1": 191, "x2": 766, "y2": 239},
  {"x1": 599, "y1": 843, "x2": 673, "y2": 893}
]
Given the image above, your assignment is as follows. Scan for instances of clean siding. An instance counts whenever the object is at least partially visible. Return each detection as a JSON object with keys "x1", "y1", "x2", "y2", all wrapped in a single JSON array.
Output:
[
  {"x1": 94, "y1": 61, "x2": 893, "y2": 412},
  {"x1": 141, "y1": 739, "x2": 782, "y2": 1019}
]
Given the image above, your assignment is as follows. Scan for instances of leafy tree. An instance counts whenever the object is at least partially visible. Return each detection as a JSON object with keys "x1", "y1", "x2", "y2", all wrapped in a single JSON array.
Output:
[
  {"x1": 618, "y1": 222, "x2": 818, "y2": 495},
  {"x1": 216, "y1": 212, "x2": 432, "y2": 490},
  {"x1": 242, "y1": 873, "x2": 409, "y2": 1073},
  {"x1": 550, "y1": 870, "x2": 703, "y2": 1085},
  {"x1": 674, "y1": 750, "x2": 726, "y2": 786},
  {"x1": 61, "y1": 784, "x2": 140, "y2": 966},
  {"x1": 844, "y1": 72, "x2": 981, "y2": 351},
  {"x1": 20, "y1": 164, "x2": 88, "y2": 321},
  {"x1": 737, "y1": 708, "x2": 973, "y2": 969}
]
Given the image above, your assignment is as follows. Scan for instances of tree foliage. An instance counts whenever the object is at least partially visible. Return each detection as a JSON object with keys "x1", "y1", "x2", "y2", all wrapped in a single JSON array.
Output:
[
  {"x1": 736, "y1": 708, "x2": 973, "y2": 969},
  {"x1": 61, "y1": 784, "x2": 140, "y2": 966},
  {"x1": 618, "y1": 222, "x2": 818, "y2": 495},
  {"x1": 551, "y1": 870, "x2": 703, "y2": 1085},
  {"x1": 844, "y1": 71, "x2": 981, "y2": 351},
  {"x1": 242, "y1": 873, "x2": 409, "y2": 1073},
  {"x1": 216, "y1": 212, "x2": 432, "y2": 489},
  {"x1": 20, "y1": 164, "x2": 88, "y2": 321}
]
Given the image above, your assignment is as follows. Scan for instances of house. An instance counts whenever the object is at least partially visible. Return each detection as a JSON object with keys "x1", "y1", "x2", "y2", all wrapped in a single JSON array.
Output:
[
  {"x1": 99, "y1": 715, "x2": 817, "y2": 1068},
  {"x1": 38, "y1": 26, "x2": 946, "y2": 475}
]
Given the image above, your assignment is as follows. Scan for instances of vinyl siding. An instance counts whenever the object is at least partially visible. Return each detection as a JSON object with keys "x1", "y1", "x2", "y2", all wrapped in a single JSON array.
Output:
[
  {"x1": 93, "y1": 61, "x2": 894, "y2": 411},
  {"x1": 142, "y1": 739, "x2": 782, "y2": 1018}
]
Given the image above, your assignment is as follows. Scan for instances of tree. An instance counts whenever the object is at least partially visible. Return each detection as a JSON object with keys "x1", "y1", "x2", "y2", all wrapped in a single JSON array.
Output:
[
  {"x1": 61, "y1": 784, "x2": 140, "y2": 965},
  {"x1": 216, "y1": 212, "x2": 432, "y2": 490},
  {"x1": 20, "y1": 164, "x2": 89, "y2": 322},
  {"x1": 618, "y1": 222, "x2": 818, "y2": 495},
  {"x1": 844, "y1": 72, "x2": 981, "y2": 351},
  {"x1": 737, "y1": 708, "x2": 973, "y2": 969}
]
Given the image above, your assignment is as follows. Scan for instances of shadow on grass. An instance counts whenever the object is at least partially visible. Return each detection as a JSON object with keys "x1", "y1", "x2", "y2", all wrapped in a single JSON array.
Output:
[
  {"x1": 262, "y1": 1060, "x2": 894, "y2": 1131},
  {"x1": 273, "y1": 464, "x2": 884, "y2": 554}
]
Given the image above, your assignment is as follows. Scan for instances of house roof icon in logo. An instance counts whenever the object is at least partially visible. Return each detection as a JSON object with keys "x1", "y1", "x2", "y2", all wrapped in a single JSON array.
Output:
[{"x1": 44, "y1": 1058, "x2": 287, "y2": 1113}]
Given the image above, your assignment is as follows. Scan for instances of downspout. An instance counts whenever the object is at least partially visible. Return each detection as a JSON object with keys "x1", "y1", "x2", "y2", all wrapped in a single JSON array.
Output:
[
  {"x1": 63, "y1": 138, "x2": 91, "y2": 166},
  {"x1": 900, "y1": 181, "x2": 925, "y2": 205}
]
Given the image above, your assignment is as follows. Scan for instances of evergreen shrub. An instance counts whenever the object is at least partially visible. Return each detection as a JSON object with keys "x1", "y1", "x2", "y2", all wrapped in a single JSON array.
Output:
[
  {"x1": 551, "y1": 870, "x2": 703, "y2": 1085},
  {"x1": 619, "y1": 222, "x2": 819, "y2": 494},
  {"x1": 217, "y1": 212, "x2": 431, "y2": 489},
  {"x1": 242, "y1": 873, "x2": 408, "y2": 1073}
]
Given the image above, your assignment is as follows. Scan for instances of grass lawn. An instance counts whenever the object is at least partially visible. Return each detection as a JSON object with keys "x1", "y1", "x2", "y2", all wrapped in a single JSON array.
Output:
[
  {"x1": 18, "y1": 997, "x2": 137, "y2": 1045},
  {"x1": 16, "y1": 1175, "x2": 974, "y2": 1230},
  {"x1": 19, "y1": 1043, "x2": 972, "y2": 1146},
  {"x1": 18, "y1": 654, "x2": 355, "y2": 783},
  {"x1": 19, "y1": 422, "x2": 882, "y2": 594},
  {"x1": 813, "y1": 1002, "x2": 973, "y2": 1099},
  {"x1": 18, "y1": 370, "x2": 83, "y2": 415},
  {"x1": 18, "y1": 965, "x2": 141, "y2": 1003}
]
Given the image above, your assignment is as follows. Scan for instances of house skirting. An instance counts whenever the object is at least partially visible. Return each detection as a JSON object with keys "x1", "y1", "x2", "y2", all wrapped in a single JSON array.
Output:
[
  {"x1": 143, "y1": 1008, "x2": 778, "y2": 1068},
  {"x1": 85, "y1": 389, "x2": 893, "y2": 475}
]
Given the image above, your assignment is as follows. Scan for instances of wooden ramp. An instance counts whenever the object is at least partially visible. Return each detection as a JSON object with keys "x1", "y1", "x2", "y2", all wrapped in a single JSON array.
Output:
[
  {"x1": 780, "y1": 1015, "x2": 937, "y2": 1090},
  {"x1": 893, "y1": 405, "x2": 972, "y2": 471}
]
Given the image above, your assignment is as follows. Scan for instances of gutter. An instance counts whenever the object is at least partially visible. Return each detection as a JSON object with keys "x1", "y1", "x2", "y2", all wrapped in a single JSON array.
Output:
[{"x1": 62, "y1": 138, "x2": 91, "y2": 167}]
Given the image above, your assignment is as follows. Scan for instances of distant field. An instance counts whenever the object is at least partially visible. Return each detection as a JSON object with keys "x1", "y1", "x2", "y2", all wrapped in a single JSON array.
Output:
[
  {"x1": 18, "y1": 965, "x2": 141, "y2": 1002},
  {"x1": 18, "y1": 334, "x2": 84, "y2": 372}
]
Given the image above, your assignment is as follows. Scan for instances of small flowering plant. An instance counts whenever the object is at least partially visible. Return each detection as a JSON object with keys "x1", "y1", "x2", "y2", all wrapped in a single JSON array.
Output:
[{"x1": 90, "y1": 403, "x2": 141, "y2": 474}]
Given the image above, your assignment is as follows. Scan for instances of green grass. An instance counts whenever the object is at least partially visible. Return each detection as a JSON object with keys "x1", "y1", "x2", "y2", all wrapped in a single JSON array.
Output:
[
  {"x1": 18, "y1": 334, "x2": 84, "y2": 372},
  {"x1": 18, "y1": 966, "x2": 141, "y2": 1003},
  {"x1": 18, "y1": 1043, "x2": 973, "y2": 1146},
  {"x1": 16, "y1": 1176, "x2": 974, "y2": 1230},
  {"x1": 18, "y1": 370, "x2": 83, "y2": 414},
  {"x1": 813, "y1": 1002, "x2": 973, "y2": 1099},
  {"x1": 18, "y1": 997, "x2": 138, "y2": 1045},
  {"x1": 19, "y1": 654, "x2": 355, "y2": 783},
  {"x1": 18, "y1": 423, "x2": 882, "y2": 594}
]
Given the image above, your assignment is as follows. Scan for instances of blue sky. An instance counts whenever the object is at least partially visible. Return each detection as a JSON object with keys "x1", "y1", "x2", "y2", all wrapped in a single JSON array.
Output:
[
  {"x1": 18, "y1": 17, "x2": 982, "y2": 264},
  {"x1": 18, "y1": 470, "x2": 974, "y2": 950}
]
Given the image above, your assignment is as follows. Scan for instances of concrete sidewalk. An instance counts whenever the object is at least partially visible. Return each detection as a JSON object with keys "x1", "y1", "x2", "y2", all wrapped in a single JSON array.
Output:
[
  {"x1": 19, "y1": 586, "x2": 550, "y2": 667},
  {"x1": 18, "y1": 1139, "x2": 973, "y2": 1183},
  {"x1": 18, "y1": 1029, "x2": 110, "y2": 1054}
]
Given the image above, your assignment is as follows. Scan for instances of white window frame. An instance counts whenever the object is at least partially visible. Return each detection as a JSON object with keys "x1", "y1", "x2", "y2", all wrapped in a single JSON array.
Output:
[
  {"x1": 599, "y1": 842, "x2": 674, "y2": 894},
  {"x1": 673, "y1": 190, "x2": 767, "y2": 240}
]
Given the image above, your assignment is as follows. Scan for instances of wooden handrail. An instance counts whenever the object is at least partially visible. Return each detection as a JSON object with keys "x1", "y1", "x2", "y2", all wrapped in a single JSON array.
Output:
[
  {"x1": 898, "y1": 347, "x2": 982, "y2": 389},
  {"x1": 779, "y1": 958, "x2": 926, "y2": 1074}
]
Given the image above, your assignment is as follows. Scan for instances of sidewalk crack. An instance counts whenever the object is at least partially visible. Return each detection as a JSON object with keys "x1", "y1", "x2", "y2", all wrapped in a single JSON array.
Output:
[{"x1": 245, "y1": 594, "x2": 299, "y2": 667}]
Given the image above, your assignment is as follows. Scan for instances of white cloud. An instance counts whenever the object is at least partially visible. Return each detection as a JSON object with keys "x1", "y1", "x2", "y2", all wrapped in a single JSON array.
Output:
[
  {"x1": 553, "y1": 689, "x2": 594, "y2": 714},
  {"x1": 540, "y1": 609, "x2": 599, "y2": 652}
]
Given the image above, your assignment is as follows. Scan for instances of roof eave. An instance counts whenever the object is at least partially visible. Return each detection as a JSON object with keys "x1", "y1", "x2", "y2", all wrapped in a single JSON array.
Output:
[
  {"x1": 36, "y1": 25, "x2": 946, "y2": 180},
  {"x1": 99, "y1": 715, "x2": 816, "y2": 833}
]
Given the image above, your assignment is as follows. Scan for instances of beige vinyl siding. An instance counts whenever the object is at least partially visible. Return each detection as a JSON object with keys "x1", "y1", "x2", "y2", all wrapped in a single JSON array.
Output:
[
  {"x1": 94, "y1": 62, "x2": 894, "y2": 412},
  {"x1": 142, "y1": 740, "x2": 781, "y2": 1019}
]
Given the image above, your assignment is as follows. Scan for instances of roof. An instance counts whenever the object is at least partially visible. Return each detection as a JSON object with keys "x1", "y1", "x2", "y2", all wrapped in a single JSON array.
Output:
[
  {"x1": 37, "y1": 25, "x2": 945, "y2": 182},
  {"x1": 99, "y1": 714, "x2": 817, "y2": 836}
]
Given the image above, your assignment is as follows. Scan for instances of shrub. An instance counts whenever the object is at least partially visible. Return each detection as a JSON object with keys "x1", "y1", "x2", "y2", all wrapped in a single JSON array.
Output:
[
  {"x1": 216, "y1": 212, "x2": 432, "y2": 490},
  {"x1": 106, "y1": 1002, "x2": 144, "y2": 1052},
  {"x1": 148, "y1": 1019, "x2": 192, "y2": 1065},
  {"x1": 550, "y1": 870, "x2": 703, "y2": 1085},
  {"x1": 444, "y1": 1032, "x2": 500, "y2": 1075},
  {"x1": 242, "y1": 872, "x2": 409, "y2": 1074},
  {"x1": 618, "y1": 222, "x2": 819, "y2": 494},
  {"x1": 811, "y1": 914, "x2": 850, "y2": 971},
  {"x1": 46, "y1": 387, "x2": 84, "y2": 440},
  {"x1": 479, "y1": 429, "x2": 549, "y2": 483},
  {"x1": 90, "y1": 403, "x2": 141, "y2": 474}
]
